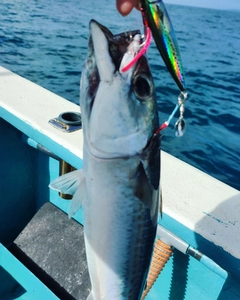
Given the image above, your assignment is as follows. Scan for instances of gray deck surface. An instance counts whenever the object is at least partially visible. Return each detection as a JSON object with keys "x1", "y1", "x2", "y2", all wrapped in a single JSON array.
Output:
[{"x1": 11, "y1": 202, "x2": 91, "y2": 300}]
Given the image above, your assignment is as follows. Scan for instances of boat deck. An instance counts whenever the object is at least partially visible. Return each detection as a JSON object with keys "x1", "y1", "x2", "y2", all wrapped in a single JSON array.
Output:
[
  {"x1": 1, "y1": 66, "x2": 240, "y2": 299},
  {"x1": 9, "y1": 202, "x2": 90, "y2": 299}
]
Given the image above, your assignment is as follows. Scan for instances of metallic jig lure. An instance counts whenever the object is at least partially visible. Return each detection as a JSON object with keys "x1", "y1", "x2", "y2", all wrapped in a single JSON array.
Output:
[
  {"x1": 141, "y1": 0, "x2": 186, "y2": 92},
  {"x1": 140, "y1": 0, "x2": 188, "y2": 136}
]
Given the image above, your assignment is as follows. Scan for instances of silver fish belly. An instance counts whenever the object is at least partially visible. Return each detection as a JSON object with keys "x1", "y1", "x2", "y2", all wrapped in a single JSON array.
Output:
[
  {"x1": 84, "y1": 149, "x2": 159, "y2": 299},
  {"x1": 50, "y1": 19, "x2": 161, "y2": 300}
]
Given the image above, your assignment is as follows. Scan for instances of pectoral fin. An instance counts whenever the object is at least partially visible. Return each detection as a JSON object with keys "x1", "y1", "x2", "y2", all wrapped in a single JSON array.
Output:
[
  {"x1": 140, "y1": 134, "x2": 160, "y2": 191},
  {"x1": 139, "y1": 135, "x2": 161, "y2": 223},
  {"x1": 68, "y1": 176, "x2": 86, "y2": 218},
  {"x1": 49, "y1": 169, "x2": 86, "y2": 218}
]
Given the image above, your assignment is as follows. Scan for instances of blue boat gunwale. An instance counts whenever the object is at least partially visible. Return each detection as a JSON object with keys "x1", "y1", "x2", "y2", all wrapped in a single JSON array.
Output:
[{"x1": 0, "y1": 243, "x2": 59, "y2": 299}]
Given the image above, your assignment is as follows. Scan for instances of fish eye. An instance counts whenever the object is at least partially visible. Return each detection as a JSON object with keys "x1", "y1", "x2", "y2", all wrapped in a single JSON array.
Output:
[{"x1": 132, "y1": 74, "x2": 153, "y2": 100}]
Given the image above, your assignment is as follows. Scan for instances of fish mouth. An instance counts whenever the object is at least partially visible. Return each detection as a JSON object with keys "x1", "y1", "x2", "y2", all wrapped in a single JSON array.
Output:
[
  {"x1": 85, "y1": 20, "x2": 143, "y2": 115},
  {"x1": 89, "y1": 19, "x2": 141, "y2": 72}
]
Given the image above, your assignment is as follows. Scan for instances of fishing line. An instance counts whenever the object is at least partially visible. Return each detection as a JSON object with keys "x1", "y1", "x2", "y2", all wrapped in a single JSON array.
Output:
[{"x1": 156, "y1": 90, "x2": 188, "y2": 137}]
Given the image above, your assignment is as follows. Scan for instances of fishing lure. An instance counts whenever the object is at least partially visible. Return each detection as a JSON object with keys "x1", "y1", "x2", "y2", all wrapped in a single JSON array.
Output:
[
  {"x1": 121, "y1": 0, "x2": 188, "y2": 136},
  {"x1": 122, "y1": 0, "x2": 186, "y2": 92},
  {"x1": 141, "y1": 0, "x2": 188, "y2": 136},
  {"x1": 141, "y1": 0, "x2": 186, "y2": 92}
]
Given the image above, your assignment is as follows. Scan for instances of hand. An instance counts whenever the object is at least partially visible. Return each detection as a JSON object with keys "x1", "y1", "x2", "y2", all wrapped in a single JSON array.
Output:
[{"x1": 116, "y1": 0, "x2": 140, "y2": 16}]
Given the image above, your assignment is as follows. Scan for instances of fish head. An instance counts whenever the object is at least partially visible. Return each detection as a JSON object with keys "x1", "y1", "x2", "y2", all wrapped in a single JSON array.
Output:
[{"x1": 80, "y1": 20, "x2": 159, "y2": 158}]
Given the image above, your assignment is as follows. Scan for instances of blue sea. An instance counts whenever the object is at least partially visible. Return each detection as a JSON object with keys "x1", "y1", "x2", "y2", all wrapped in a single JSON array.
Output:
[{"x1": 0, "y1": 0, "x2": 239, "y2": 190}]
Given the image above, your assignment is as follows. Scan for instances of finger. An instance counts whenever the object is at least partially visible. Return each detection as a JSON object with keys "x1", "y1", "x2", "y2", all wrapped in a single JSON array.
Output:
[{"x1": 116, "y1": 0, "x2": 139, "y2": 16}]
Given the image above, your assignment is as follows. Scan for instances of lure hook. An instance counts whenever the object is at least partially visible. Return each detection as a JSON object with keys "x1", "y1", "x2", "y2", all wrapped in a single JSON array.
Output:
[{"x1": 121, "y1": 27, "x2": 152, "y2": 72}]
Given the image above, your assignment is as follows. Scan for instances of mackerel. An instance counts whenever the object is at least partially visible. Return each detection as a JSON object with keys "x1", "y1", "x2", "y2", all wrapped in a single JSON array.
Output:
[{"x1": 50, "y1": 20, "x2": 161, "y2": 300}]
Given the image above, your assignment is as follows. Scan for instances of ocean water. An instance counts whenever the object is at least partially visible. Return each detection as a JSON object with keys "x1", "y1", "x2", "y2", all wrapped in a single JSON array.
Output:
[{"x1": 0, "y1": 0, "x2": 239, "y2": 190}]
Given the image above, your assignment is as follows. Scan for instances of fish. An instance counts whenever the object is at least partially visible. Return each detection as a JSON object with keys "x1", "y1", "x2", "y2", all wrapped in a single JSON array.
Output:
[{"x1": 50, "y1": 19, "x2": 161, "y2": 300}]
